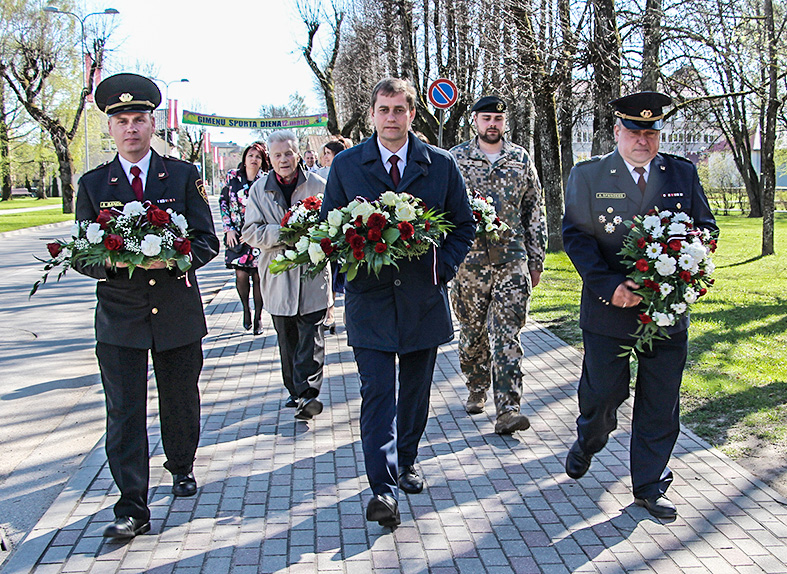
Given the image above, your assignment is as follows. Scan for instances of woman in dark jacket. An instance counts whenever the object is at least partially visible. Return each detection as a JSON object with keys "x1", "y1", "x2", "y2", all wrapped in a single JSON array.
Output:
[{"x1": 219, "y1": 142, "x2": 269, "y2": 334}]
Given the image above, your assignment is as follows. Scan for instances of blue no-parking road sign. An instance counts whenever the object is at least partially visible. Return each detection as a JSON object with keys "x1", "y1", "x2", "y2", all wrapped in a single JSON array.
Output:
[{"x1": 428, "y1": 79, "x2": 459, "y2": 110}]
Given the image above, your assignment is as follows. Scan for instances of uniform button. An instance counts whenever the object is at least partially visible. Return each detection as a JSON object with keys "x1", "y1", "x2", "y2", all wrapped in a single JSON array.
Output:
[
  {"x1": 394, "y1": 279, "x2": 401, "y2": 287},
  {"x1": 607, "y1": 207, "x2": 614, "y2": 213},
  {"x1": 149, "y1": 278, "x2": 156, "y2": 286},
  {"x1": 676, "y1": 202, "x2": 682, "y2": 209},
  {"x1": 151, "y1": 308, "x2": 159, "y2": 315}
]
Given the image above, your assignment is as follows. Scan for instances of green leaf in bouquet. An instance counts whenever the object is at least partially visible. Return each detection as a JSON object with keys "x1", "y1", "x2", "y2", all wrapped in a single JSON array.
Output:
[{"x1": 382, "y1": 227, "x2": 401, "y2": 244}]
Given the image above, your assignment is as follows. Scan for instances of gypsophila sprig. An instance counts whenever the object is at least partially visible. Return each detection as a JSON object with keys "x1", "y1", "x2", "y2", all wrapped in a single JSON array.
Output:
[
  {"x1": 618, "y1": 207, "x2": 718, "y2": 354},
  {"x1": 469, "y1": 189, "x2": 509, "y2": 241},
  {"x1": 269, "y1": 191, "x2": 454, "y2": 281},
  {"x1": 278, "y1": 194, "x2": 323, "y2": 245},
  {"x1": 30, "y1": 200, "x2": 193, "y2": 297}
]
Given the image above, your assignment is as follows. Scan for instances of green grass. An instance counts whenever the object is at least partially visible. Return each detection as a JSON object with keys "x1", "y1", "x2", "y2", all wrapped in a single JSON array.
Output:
[
  {"x1": 0, "y1": 197, "x2": 65, "y2": 210},
  {"x1": 531, "y1": 214, "x2": 787, "y2": 458},
  {"x1": 0, "y1": 210, "x2": 73, "y2": 233}
]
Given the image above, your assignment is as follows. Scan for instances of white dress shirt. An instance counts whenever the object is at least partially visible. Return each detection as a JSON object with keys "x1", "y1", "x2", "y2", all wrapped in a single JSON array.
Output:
[{"x1": 118, "y1": 150, "x2": 153, "y2": 193}]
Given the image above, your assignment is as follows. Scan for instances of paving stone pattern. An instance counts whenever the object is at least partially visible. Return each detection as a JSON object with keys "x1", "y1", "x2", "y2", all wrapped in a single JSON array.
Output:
[{"x1": 4, "y1": 282, "x2": 787, "y2": 574}]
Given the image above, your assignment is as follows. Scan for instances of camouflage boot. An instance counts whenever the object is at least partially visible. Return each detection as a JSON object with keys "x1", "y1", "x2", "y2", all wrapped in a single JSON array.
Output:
[{"x1": 465, "y1": 391, "x2": 487, "y2": 414}]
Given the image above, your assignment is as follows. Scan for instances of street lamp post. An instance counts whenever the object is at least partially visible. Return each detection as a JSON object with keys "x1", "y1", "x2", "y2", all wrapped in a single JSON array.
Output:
[
  {"x1": 43, "y1": 6, "x2": 119, "y2": 175},
  {"x1": 152, "y1": 78, "x2": 189, "y2": 156}
]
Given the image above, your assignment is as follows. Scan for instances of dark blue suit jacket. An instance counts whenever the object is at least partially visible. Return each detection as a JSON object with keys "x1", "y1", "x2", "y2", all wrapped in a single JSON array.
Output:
[
  {"x1": 562, "y1": 149, "x2": 718, "y2": 340},
  {"x1": 321, "y1": 133, "x2": 475, "y2": 353}
]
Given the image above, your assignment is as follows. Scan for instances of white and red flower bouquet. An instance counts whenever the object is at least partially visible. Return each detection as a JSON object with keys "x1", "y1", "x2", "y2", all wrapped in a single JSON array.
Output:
[
  {"x1": 469, "y1": 189, "x2": 509, "y2": 241},
  {"x1": 278, "y1": 194, "x2": 323, "y2": 245},
  {"x1": 618, "y1": 207, "x2": 718, "y2": 353},
  {"x1": 269, "y1": 191, "x2": 454, "y2": 281},
  {"x1": 30, "y1": 200, "x2": 193, "y2": 296}
]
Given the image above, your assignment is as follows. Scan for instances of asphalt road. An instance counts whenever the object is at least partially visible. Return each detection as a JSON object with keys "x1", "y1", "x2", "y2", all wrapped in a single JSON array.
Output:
[{"x1": 0, "y1": 199, "x2": 229, "y2": 563}]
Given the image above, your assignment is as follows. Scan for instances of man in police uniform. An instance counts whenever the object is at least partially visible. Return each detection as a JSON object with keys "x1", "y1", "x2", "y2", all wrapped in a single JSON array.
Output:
[
  {"x1": 449, "y1": 96, "x2": 547, "y2": 434},
  {"x1": 562, "y1": 92, "x2": 717, "y2": 518},
  {"x1": 73, "y1": 73, "x2": 219, "y2": 538}
]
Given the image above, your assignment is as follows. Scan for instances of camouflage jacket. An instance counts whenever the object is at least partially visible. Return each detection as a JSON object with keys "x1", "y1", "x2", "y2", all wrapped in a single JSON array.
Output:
[{"x1": 450, "y1": 137, "x2": 547, "y2": 270}]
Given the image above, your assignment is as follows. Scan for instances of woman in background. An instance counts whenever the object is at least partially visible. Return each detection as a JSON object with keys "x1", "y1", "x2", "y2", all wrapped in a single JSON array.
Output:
[{"x1": 220, "y1": 142, "x2": 269, "y2": 335}]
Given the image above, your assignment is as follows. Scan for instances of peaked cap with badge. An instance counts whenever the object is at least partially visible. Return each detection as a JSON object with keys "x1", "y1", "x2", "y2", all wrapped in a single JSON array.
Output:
[
  {"x1": 95, "y1": 73, "x2": 161, "y2": 116},
  {"x1": 471, "y1": 95, "x2": 506, "y2": 114},
  {"x1": 610, "y1": 91, "x2": 672, "y2": 130}
]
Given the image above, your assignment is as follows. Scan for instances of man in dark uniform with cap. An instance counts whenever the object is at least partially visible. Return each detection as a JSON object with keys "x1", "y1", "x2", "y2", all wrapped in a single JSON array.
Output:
[
  {"x1": 449, "y1": 95, "x2": 547, "y2": 434},
  {"x1": 73, "y1": 73, "x2": 219, "y2": 538},
  {"x1": 562, "y1": 91, "x2": 717, "y2": 518}
]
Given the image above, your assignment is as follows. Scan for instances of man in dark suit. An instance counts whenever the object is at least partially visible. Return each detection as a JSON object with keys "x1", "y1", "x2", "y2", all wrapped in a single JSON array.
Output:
[
  {"x1": 73, "y1": 73, "x2": 219, "y2": 538},
  {"x1": 321, "y1": 78, "x2": 475, "y2": 528},
  {"x1": 562, "y1": 92, "x2": 718, "y2": 519}
]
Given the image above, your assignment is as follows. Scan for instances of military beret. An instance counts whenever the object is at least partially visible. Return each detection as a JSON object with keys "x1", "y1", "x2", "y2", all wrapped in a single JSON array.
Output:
[
  {"x1": 95, "y1": 73, "x2": 161, "y2": 116},
  {"x1": 610, "y1": 91, "x2": 672, "y2": 130},
  {"x1": 471, "y1": 95, "x2": 506, "y2": 114}
]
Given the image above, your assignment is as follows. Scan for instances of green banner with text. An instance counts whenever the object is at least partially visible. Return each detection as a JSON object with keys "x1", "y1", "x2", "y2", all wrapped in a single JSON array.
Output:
[{"x1": 181, "y1": 110, "x2": 328, "y2": 130}]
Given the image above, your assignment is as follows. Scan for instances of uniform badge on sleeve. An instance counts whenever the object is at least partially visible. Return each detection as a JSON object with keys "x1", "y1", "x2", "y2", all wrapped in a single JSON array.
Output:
[{"x1": 196, "y1": 179, "x2": 209, "y2": 204}]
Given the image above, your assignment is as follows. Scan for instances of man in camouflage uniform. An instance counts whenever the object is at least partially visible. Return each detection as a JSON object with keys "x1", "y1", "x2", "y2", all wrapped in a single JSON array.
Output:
[{"x1": 449, "y1": 95, "x2": 547, "y2": 435}]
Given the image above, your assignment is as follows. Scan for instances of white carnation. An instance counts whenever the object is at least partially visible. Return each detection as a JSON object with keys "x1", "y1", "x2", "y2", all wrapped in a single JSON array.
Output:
[
  {"x1": 684, "y1": 241, "x2": 707, "y2": 262},
  {"x1": 642, "y1": 214, "x2": 661, "y2": 231},
  {"x1": 122, "y1": 201, "x2": 146, "y2": 216},
  {"x1": 654, "y1": 254, "x2": 677, "y2": 276},
  {"x1": 659, "y1": 210, "x2": 673, "y2": 219},
  {"x1": 671, "y1": 302, "x2": 688, "y2": 314},
  {"x1": 140, "y1": 234, "x2": 163, "y2": 256},
  {"x1": 667, "y1": 222, "x2": 688, "y2": 236},
  {"x1": 170, "y1": 212, "x2": 188, "y2": 234},
  {"x1": 673, "y1": 212, "x2": 691, "y2": 223},
  {"x1": 684, "y1": 287, "x2": 698, "y2": 304},
  {"x1": 704, "y1": 260, "x2": 715, "y2": 275},
  {"x1": 308, "y1": 241, "x2": 326, "y2": 264},
  {"x1": 86, "y1": 223, "x2": 104, "y2": 244},
  {"x1": 71, "y1": 223, "x2": 81, "y2": 238}
]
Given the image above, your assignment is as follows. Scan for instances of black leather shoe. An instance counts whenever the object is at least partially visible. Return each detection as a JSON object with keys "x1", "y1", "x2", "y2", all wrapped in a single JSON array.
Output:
[
  {"x1": 635, "y1": 494, "x2": 677, "y2": 518},
  {"x1": 172, "y1": 473, "x2": 197, "y2": 497},
  {"x1": 253, "y1": 320, "x2": 263, "y2": 336},
  {"x1": 294, "y1": 397, "x2": 323, "y2": 420},
  {"x1": 242, "y1": 309, "x2": 252, "y2": 331},
  {"x1": 366, "y1": 494, "x2": 401, "y2": 528},
  {"x1": 398, "y1": 465, "x2": 424, "y2": 494},
  {"x1": 103, "y1": 516, "x2": 150, "y2": 539},
  {"x1": 285, "y1": 396, "x2": 298, "y2": 408},
  {"x1": 565, "y1": 440, "x2": 592, "y2": 479}
]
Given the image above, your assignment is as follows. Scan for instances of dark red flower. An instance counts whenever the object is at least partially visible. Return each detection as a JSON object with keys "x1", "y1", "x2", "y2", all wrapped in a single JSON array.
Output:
[
  {"x1": 302, "y1": 196, "x2": 321, "y2": 210},
  {"x1": 345, "y1": 228, "x2": 357, "y2": 242},
  {"x1": 353, "y1": 249, "x2": 365, "y2": 261},
  {"x1": 424, "y1": 221, "x2": 431, "y2": 231},
  {"x1": 659, "y1": 242, "x2": 668, "y2": 253},
  {"x1": 643, "y1": 279, "x2": 660, "y2": 291},
  {"x1": 374, "y1": 242, "x2": 388, "y2": 253},
  {"x1": 368, "y1": 228, "x2": 382, "y2": 242},
  {"x1": 367, "y1": 212, "x2": 387, "y2": 230},
  {"x1": 398, "y1": 221, "x2": 415, "y2": 240},
  {"x1": 472, "y1": 210, "x2": 481, "y2": 222},
  {"x1": 680, "y1": 271, "x2": 692, "y2": 283},
  {"x1": 320, "y1": 237, "x2": 334, "y2": 255},
  {"x1": 96, "y1": 209, "x2": 113, "y2": 229},
  {"x1": 635, "y1": 259, "x2": 649, "y2": 272},
  {"x1": 639, "y1": 313, "x2": 653, "y2": 324},
  {"x1": 103, "y1": 234, "x2": 124, "y2": 251},
  {"x1": 46, "y1": 242, "x2": 62, "y2": 257},
  {"x1": 668, "y1": 239, "x2": 682, "y2": 252},
  {"x1": 146, "y1": 206, "x2": 171, "y2": 227},
  {"x1": 636, "y1": 238, "x2": 647, "y2": 249},
  {"x1": 699, "y1": 288, "x2": 707, "y2": 296},
  {"x1": 174, "y1": 237, "x2": 191, "y2": 255},
  {"x1": 709, "y1": 239, "x2": 717, "y2": 252},
  {"x1": 354, "y1": 215, "x2": 364, "y2": 227},
  {"x1": 349, "y1": 235, "x2": 366, "y2": 250},
  {"x1": 281, "y1": 211, "x2": 293, "y2": 226}
]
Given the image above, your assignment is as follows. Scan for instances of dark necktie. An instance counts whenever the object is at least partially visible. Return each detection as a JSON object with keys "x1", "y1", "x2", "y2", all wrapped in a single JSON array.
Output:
[
  {"x1": 633, "y1": 166, "x2": 647, "y2": 193},
  {"x1": 130, "y1": 165, "x2": 144, "y2": 201},
  {"x1": 389, "y1": 155, "x2": 401, "y2": 188}
]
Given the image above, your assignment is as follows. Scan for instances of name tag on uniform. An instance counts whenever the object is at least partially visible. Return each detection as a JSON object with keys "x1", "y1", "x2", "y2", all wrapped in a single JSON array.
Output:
[
  {"x1": 100, "y1": 201, "x2": 123, "y2": 208},
  {"x1": 596, "y1": 192, "x2": 626, "y2": 199}
]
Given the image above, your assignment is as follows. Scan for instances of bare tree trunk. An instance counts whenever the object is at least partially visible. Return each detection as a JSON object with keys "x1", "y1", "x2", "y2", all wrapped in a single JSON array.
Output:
[
  {"x1": 51, "y1": 130, "x2": 74, "y2": 213},
  {"x1": 590, "y1": 0, "x2": 620, "y2": 155},
  {"x1": 640, "y1": 0, "x2": 662, "y2": 91},
  {"x1": 0, "y1": 81, "x2": 10, "y2": 201},
  {"x1": 761, "y1": 0, "x2": 777, "y2": 255}
]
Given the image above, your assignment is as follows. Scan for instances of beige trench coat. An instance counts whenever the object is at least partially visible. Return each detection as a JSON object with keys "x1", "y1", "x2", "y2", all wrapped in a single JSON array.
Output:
[{"x1": 242, "y1": 170, "x2": 333, "y2": 317}]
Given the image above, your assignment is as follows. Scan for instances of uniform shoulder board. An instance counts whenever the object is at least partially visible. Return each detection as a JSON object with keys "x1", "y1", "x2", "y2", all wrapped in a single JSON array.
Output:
[
  {"x1": 83, "y1": 160, "x2": 111, "y2": 175},
  {"x1": 576, "y1": 155, "x2": 602, "y2": 166},
  {"x1": 660, "y1": 152, "x2": 693, "y2": 164},
  {"x1": 163, "y1": 155, "x2": 192, "y2": 165}
]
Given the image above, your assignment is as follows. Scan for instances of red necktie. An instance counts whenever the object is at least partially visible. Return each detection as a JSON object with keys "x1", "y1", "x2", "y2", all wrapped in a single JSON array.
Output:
[
  {"x1": 130, "y1": 165, "x2": 144, "y2": 201},
  {"x1": 634, "y1": 166, "x2": 647, "y2": 193},
  {"x1": 389, "y1": 155, "x2": 401, "y2": 188}
]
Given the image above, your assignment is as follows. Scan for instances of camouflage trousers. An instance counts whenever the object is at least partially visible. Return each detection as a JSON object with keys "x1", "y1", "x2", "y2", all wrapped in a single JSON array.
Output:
[{"x1": 450, "y1": 259, "x2": 532, "y2": 415}]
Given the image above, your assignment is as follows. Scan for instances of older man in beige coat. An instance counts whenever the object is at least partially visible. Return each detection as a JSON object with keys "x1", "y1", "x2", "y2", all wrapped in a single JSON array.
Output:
[{"x1": 243, "y1": 130, "x2": 332, "y2": 420}]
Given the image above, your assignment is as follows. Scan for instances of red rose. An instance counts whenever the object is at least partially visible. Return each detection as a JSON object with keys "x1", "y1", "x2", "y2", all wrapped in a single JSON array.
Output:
[
  {"x1": 709, "y1": 240, "x2": 717, "y2": 252},
  {"x1": 349, "y1": 235, "x2": 366, "y2": 250},
  {"x1": 668, "y1": 239, "x2": 683, "y2": 252},
  {"x1": 398, "y1": 221, "x2": 415, "y2": 240},
  {"x1": 281, "y1": 211, "x2": 292, "y2": 226},
  {"x1": 635, "y1": 259, "x2": 649, "y2": 272},
  {"x1": 699, "y1": 288, "x2": 707, "y2": 296},
  {"x1": 374, "y1": 242, "x2": 388, "y2": 253},
  {"x1": 639, "y1": 313, "x2": 653, "y2": 324},
  {"x1": 353, "y1": 249, "x2": 365, "y2": 260},
  {"x1": 636, "y1": 237, "x2": 647, "y2": 249},
  {"x1": 367, "y1": 212, "x2": 387, "y2": 230},
  {"x1": 47, "y1": 242, "x2": 62, "y2": 257},
  {"x1": 368, "y1": 228, "x2": 382, "y2": 242},
  {"x1": 103, "y1": 234, "x2": 124, "y2": 251},
  {"x1": 345, "y1": 228, "x2": 357, "y2": 241},
  {"x1": 680, "y1": 271, "x2": 692, "y2": 283},
  {"x1": 96, "y1": 209, "x2": 113, "y2": 229},
  {"x1": 174, "y1": 237, "x2": 192, "y2": 255},
  {"x1": 320, "y1": 237, "x2": 334, "y2": 255},
  {"x1": 147, "y1": 207, "x2": 171, "y2": 227}
]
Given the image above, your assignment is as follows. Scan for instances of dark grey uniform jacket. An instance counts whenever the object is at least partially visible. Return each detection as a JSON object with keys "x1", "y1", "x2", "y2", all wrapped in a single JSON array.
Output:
[
  {"x1": 562, "y1": 149, "x2": 718, "y2": 340},
  {"x1": 74, "y1": 151, "x2": 219, "y2": 351}
]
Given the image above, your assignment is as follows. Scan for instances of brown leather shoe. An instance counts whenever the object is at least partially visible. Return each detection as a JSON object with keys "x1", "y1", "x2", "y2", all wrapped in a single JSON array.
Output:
[
  {"x1": 494, "y1": 411, "x2": 530, "y2": 434},
  {"x1": 465, "y1": 391, "x2": 486, "y2": 414}
]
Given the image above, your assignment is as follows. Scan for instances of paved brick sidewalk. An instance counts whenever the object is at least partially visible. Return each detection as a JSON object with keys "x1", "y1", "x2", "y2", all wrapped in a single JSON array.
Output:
[{"x1": 4, "y1": 281, "x2": 787, "y2": 574}]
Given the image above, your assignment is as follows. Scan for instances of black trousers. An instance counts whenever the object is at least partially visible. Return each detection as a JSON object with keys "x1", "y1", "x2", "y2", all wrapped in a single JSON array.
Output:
[
  {"x1": 576, "y1": 329, "x2": 687, "y2": 499},
  {"x1": 271, "y1": 309, "x2": 326, "y2": 399},
  {"x1": 96, "y1": 341, "x2": 203, "y2": 522},
  {"x1": 353, "y1": 346, "x2": 438, "y2": 500}
]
